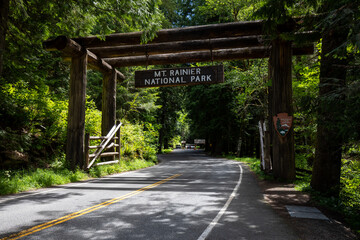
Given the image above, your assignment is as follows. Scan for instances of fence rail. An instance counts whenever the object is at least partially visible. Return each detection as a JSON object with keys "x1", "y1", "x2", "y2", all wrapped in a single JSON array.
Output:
[{"x1": 85, "y1": 121, "x2": 122, "y2": 169}]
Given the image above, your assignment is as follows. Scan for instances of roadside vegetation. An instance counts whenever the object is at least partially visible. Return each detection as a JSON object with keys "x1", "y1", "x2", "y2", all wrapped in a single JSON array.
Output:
[{"x1": 0, "y1": 158, "x2": 156, "y2": 196}]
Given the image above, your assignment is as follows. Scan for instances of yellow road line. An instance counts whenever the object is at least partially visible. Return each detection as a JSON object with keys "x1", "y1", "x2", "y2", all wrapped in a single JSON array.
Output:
[{"x1": 1, "y1": 174, "x2": 182, "y2": 240}]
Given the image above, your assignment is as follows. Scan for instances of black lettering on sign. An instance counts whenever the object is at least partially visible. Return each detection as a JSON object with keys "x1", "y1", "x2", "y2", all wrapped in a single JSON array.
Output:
[{"x1": 135, "y1": 65, "x2": 224, "y2": 88}]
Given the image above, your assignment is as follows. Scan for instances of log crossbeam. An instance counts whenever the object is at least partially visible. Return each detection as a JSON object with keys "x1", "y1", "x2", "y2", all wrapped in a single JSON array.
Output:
[
  {"x1": 73, "y1": 20, "x2": 265, "y2": 48},
  {"x1": 88, "y1": 32, "x2": 318, "y2": 59},
  {"x1": 43, "y1": 18, "x2": 319, "y2": 71},
  {"x1": 89, "y1": 36, "x2": 265, "y2": 58},
  {"x1": 104, "y1": 45, "x2": 314, "y2": 67},
  {"x1": 43, "y1": 36, "x2": 125, "y2": 80}
]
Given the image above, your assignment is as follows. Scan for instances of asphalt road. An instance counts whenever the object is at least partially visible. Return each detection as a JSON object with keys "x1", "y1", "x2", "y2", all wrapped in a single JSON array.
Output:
[{"x1": 0, "y1": 150, "x2": 298, "y2": 240}]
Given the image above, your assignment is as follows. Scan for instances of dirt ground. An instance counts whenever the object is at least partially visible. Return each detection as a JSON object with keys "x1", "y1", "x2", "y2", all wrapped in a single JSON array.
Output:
[{"x1": 254, "y1": 172, "x2": 359, "y2": 240}]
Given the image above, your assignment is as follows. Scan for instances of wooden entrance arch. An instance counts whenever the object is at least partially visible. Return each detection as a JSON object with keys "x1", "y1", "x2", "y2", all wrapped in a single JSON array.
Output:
[{"x1": 44, "y1": 19, "x2": 317, "y2": 180}]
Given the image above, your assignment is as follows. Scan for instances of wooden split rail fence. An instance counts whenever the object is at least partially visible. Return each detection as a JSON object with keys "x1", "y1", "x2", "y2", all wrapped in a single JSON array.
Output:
[{"x1": 85, "y1": 121, "x2": 122, "y2": 169}]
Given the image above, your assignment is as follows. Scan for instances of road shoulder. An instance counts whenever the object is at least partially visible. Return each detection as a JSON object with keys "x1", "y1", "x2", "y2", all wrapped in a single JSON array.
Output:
[{"x1": 255, "y1": 169, "x2": 358, "y2": 240}]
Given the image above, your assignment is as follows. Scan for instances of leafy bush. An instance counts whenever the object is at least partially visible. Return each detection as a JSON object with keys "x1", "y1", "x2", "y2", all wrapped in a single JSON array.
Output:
[
  {"x1": 340, "y1": 159, "x2": 360, "y2": 231},
  {"x1": 88, "y1": 159, "x2": 155, "y2": 178},
  {"x1": 0, "y1": 167, "x2": 88, "y2": 195},
  {"x1": 120, "y1": 122, "x2": 157, "y2": 162},
  {"x1": 0, "y1": 157, "x2": 156, "y2": 196}
]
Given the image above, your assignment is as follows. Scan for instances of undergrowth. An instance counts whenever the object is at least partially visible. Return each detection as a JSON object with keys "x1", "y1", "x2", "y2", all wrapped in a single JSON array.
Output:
[
  {"x1": 0, "y1": 158, "x2": 156, "y2": 196},
  {"x1": 224, "y1": 155, "x2": 274, "y2": 180}
]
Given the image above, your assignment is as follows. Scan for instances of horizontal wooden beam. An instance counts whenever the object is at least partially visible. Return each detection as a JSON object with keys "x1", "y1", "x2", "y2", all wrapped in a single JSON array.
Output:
[
  {"x1": 73, "y1": 21, "x2": 266, "y2": 48},
  {"x1": 90, "y1": 36, "x2": 265, "y2": 58},
  {"x1": 72, "y1": 18, "x2": 306, "y2": 48},
  {"x1": 95, "y1": 160, "x2": 119, "y2": 166},
  {"x1": 89, "y1": 32, "x2": 319, "y2": 58},
  {"x1": 105, "y1": 45, "x2": 314, "y2": 67},
  {"x1": 43, "y1": 36, "x2": 125, "y2": 80}
]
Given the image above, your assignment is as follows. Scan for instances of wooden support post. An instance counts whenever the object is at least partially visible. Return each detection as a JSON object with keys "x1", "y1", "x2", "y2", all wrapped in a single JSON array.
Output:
[
  {"x1": 102, "y1": 69, "x2": 117, "y2": 161},
  {"x1": 66, "y1": 50, "x2": 88, "y2": 170},
  {"x1": 85, "y1": 133, "x2": 90, "y2": 169},
  {"x1": 117, "y1": 120, "x2": 121, "y2": 161},
  {"x1": 269, "y1": 39, "x2": 295, "y2": 181}
]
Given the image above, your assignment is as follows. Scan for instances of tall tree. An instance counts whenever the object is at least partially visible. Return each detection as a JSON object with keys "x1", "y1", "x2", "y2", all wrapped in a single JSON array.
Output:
[
  {"x1": 0, "y1": 0, "x2": 10, "y2": 76},
  {"x1": 311, "y1": 1, "x2": 358, "y2": 196}
]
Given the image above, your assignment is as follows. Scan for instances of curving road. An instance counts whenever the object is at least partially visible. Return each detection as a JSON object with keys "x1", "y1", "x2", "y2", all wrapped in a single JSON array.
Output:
[{"x1": 0, "y1": 150, "x2": 297, "y2": 239}]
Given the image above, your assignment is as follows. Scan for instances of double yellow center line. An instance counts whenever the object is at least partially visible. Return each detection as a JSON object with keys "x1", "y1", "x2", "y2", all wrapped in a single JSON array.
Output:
[{"x1": 2, "y1": 173, "x2": 182, "y2": 240}]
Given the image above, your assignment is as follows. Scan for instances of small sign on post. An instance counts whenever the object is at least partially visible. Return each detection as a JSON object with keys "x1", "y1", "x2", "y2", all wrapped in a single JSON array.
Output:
[
  {"x1": 194, "y1": 139, "x2": 206, "y2": 144},
  {"x1": 135, "y1": 65, "x2": 224, "y2": 88}
]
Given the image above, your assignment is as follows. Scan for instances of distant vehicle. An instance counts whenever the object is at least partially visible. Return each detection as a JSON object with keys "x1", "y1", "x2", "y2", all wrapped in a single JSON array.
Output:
[{"x1": 176, "y1": 145, "x2": 181, "y2": 149}]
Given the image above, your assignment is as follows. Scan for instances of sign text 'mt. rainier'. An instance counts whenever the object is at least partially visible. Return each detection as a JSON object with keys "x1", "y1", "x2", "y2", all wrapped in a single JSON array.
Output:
[{"x1": 135, "y1": 65, "x2": 224, "y2": 88}]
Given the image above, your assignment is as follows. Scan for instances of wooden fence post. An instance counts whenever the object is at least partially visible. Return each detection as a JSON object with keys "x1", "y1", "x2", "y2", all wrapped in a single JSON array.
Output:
[
  {"x1": 66, "y1": 50, "x2": 88, "y2": 170},
  {"x1": 117, "y1": 120, "x2": 121, "y2": 161},
  {"x1": 85, "y1": 133, "x2": 90, "y2": 170},
  {"x1": 269, "y1": 38, "x2": 295, "y2": 181}
]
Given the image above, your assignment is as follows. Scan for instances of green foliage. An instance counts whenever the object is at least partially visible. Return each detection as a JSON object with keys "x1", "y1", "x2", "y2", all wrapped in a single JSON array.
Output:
[
  {"x1": 225, "y1": 155, "x2": 274, "y2": 180},
  {"x1": 185, "y1": 61, "x2": 267, "y2": 156},
  {"x1": 88, "y1": 159, "x2": 156, "y2": 178},
  {"x1": 200, "y1": 0, "x2": 261, "y2": 22},
  {"x1": 121, "y1": 122, "x2": 158, "y2": 162},
  {"x1": 293, "y1": 53, "x2": 320, "y2": 168},
  {"x1": 162, "y1": 0, "x2": 207, "y2": 27},
  {"x1": 0, "y1": 167, "x2": 88, "y2": 195},
  {"x1": 0, "y1": 157, "x2": 156, "y2": 196},
  {"x1": 340, "y1": 159, "x2": 360, "y2": 230},
  {"x1": 161, "y1": 149, "x2": 173, "y2": 154},
  {"x1": 117, "y1": 71, "x2": 160, "y2": 123},
  {"x1": 85, "y1": 98, "x2": 102, "y2": 137},
  {"x1": 156, "y1": 85, "x2": 184, "y2": 152}
]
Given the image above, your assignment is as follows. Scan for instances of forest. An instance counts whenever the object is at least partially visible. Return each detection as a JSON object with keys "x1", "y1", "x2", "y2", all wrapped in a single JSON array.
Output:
[{"x1": 0, "y1": 0, "x2": 359, "y2": 233}]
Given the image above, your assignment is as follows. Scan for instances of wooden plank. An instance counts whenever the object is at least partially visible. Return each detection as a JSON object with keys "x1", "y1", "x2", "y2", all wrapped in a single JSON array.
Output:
[
  {"x1": 89, "y1": 152, "x2": 119, "y2": 158},
  {"x1": 89, "y1": 32, "x2": 318, "y2": 58},
  {"x1": 95, "y1": 160, "x2": 119, "y2": 166},
  {"x1": 85, "y1": 133, "x2": 90, "y2": 170},
  {"x1": 89, "y1": 143, "x2": 119, "y2": 149},
  {"x1": 89, "y1": 36, "x2": 264, "y2": 58},
  {"x1": 90, "y1": 136, "x2": 107, "y2": 140},
  {"x1": 106, "y1": 45, "x2": 313, "y2": 67},
  {"x1": 73, "y1": 21, "x2": 265, "y2": 48},
  {"x1": 116, "y1": 120, "x2": 121, "y2": 162},
  {"x1": 66, "y1": 51, "x2": 88, "y2": 170},
  {"x1": 135, "y1": 65, "x2": 224, "y2": 88}
]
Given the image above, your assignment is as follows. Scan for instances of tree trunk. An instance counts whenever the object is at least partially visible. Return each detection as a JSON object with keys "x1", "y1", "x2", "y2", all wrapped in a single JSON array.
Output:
[
  {"x1": 269, "y1": 38, "x2": 295, "y2": 181},
  {"x1": 66, "y1": 51, "x2": 88, "y2": 170},
  {"x1": 311, "y1": 26, "x2": 348, "y2": 196},
  {"x1": 0, "y1": 0, "x2": 10, "y2": 77},
  {"x1": 164, "y1": 137, "x2": 169, "y2": 149},
  {"x1": 158, "y1": 127, "x2": 164, "y2": 153}
]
